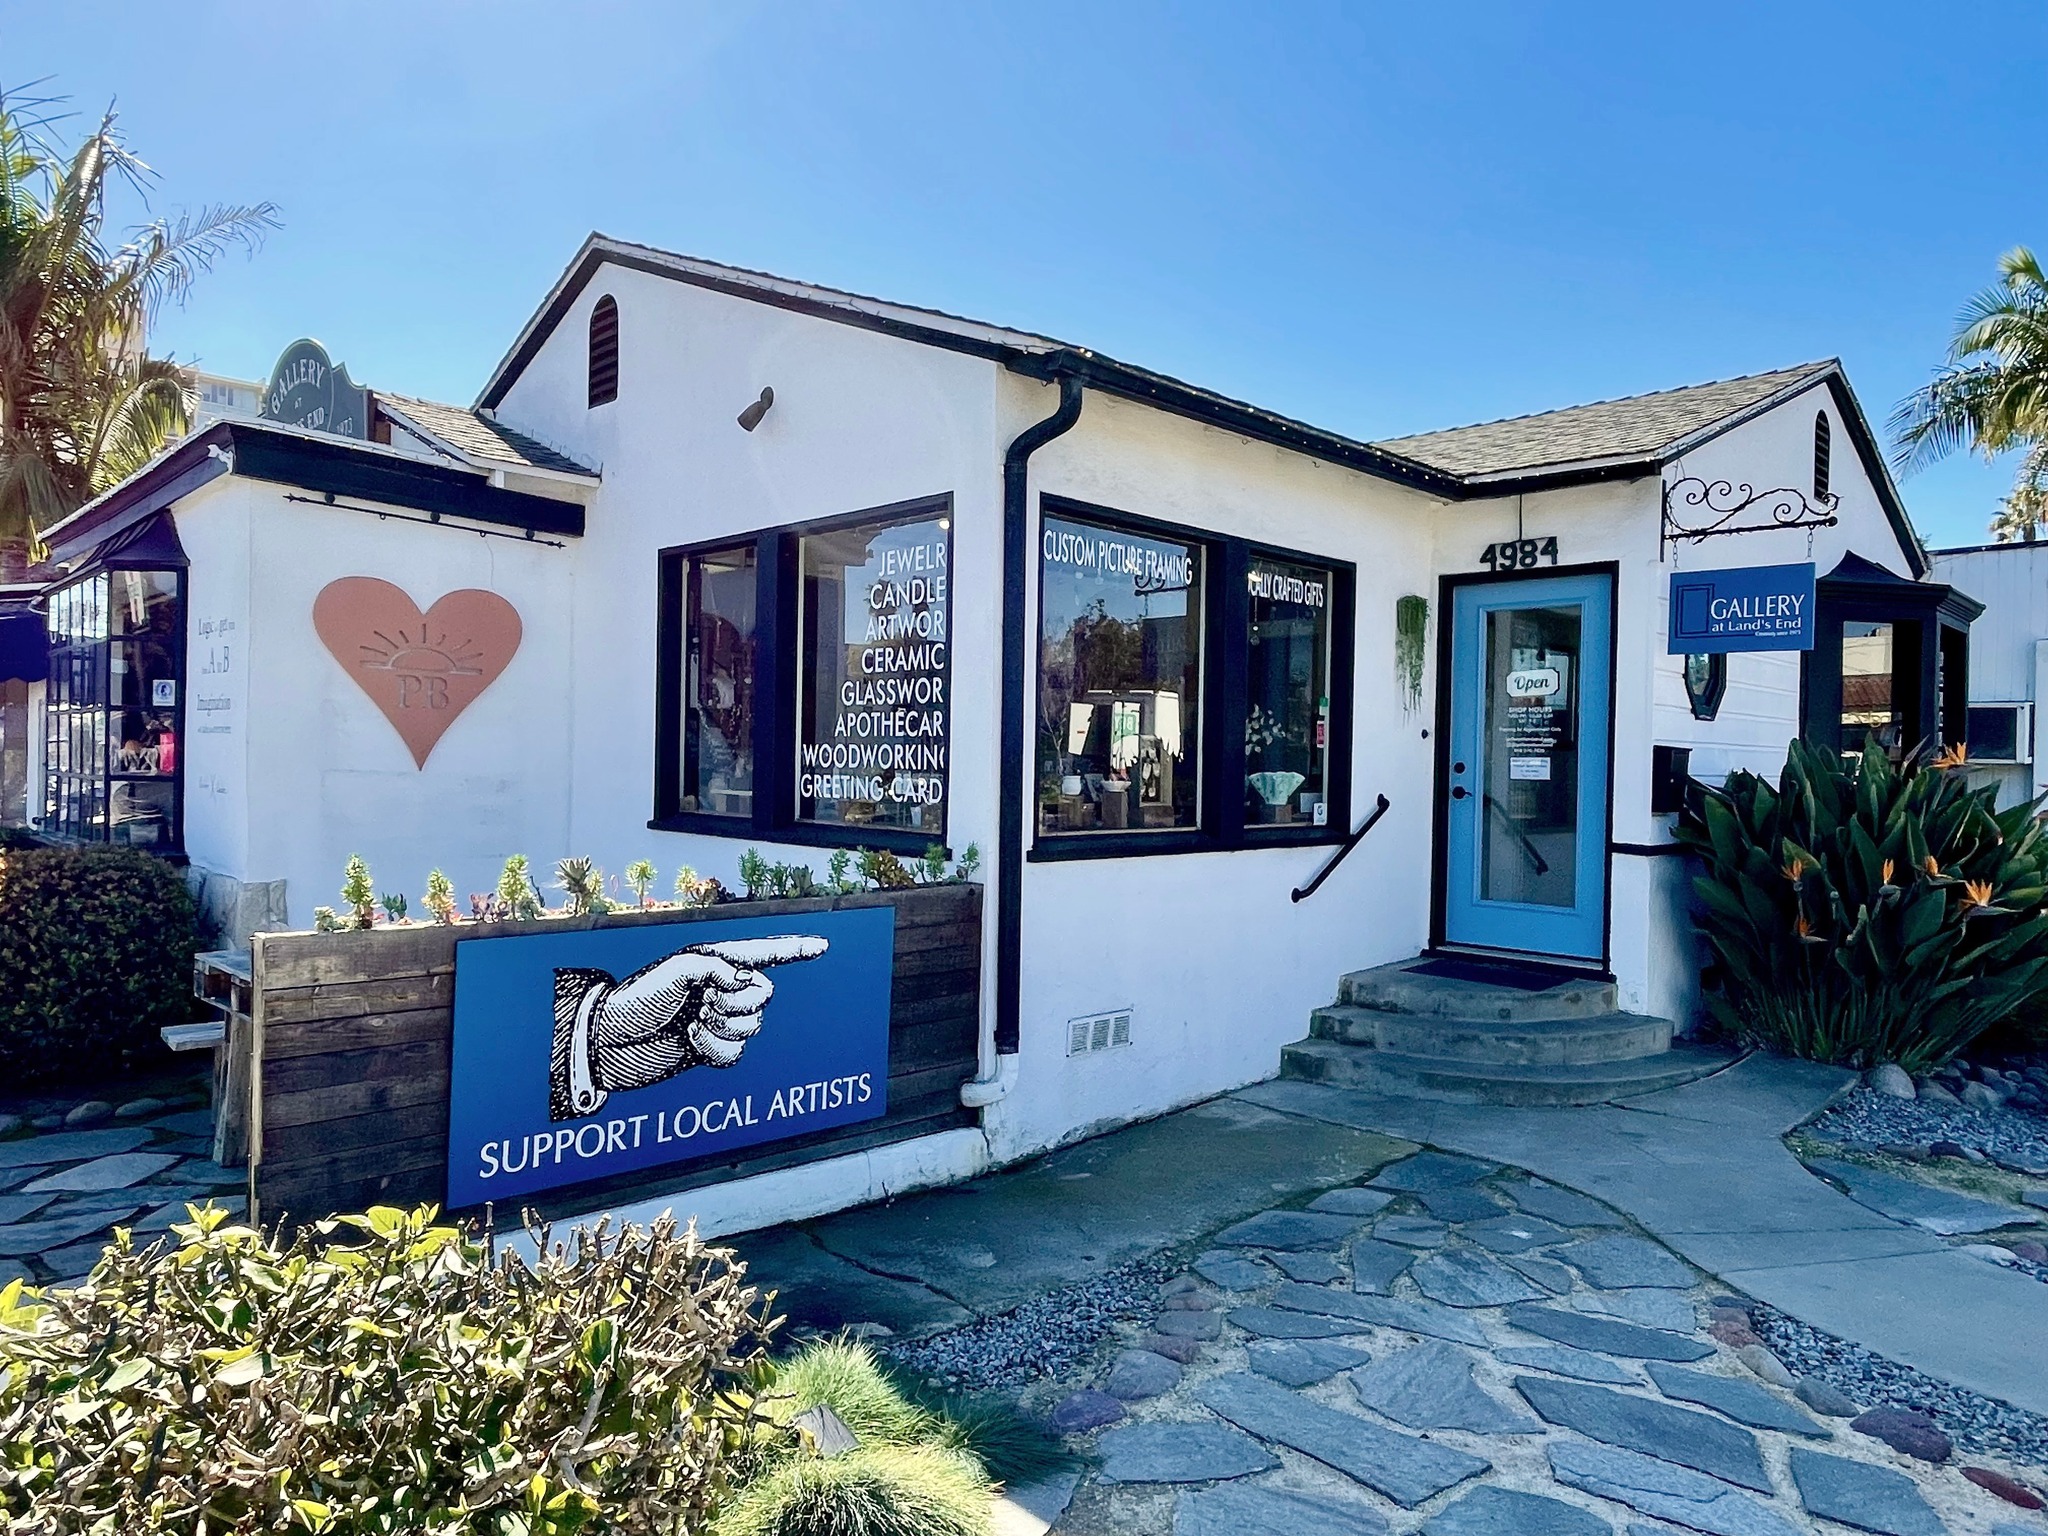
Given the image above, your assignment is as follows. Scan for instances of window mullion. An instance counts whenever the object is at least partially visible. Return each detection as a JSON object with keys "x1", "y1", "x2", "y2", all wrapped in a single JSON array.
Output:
[
  {"x1": 752, "y1": 531, "x2": 794, "y2": 837},
  {"x1": 1211, "y1": 540, "x2": 1251, "y2": 845}
]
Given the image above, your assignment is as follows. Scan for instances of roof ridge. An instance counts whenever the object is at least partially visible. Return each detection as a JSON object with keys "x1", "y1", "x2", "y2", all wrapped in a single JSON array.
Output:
[{"x1": 1377, "y1": 360, "x2": 1837, "y2": 445}]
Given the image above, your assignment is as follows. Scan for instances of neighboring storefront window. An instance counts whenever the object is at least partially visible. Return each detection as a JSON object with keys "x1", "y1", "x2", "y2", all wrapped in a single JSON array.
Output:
[
  {"x1": 44, "y1": 564, "x2": 185, "y2": 849},
  {"x1": 797, "y1": 508, "x2": 951, "y2": 836},
  {"x1": 1037, "y1": 513, "x2": 1202, "y2": 834},
  {"x1": 1245, "y1": 557, "x2": 1332, "y2": 828},
  {"x1": 680, "y1": 543, "x2": 756, "y2": 817},
  {"x1": 1840, "y1": 620, "x2": 1898, "y2": 758}
]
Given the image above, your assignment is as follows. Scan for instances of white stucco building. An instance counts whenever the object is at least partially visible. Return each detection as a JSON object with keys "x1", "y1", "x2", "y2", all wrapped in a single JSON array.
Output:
[{"x1": 17, "y1": 235, "x2": 1981, "y2": 1229}]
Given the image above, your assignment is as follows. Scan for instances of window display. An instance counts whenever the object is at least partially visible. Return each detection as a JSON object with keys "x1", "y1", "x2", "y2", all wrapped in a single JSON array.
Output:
[
  {"x1": 1037, "y1": 513, "x2": 1202, "y2": 835},
  {"x1": 680, "y1": 544, "x2": 756, "y2": 817},
  {"x1": 44, "y1": 561, "x2": 185, "y2": 850},
  {"x1": 1245, "y1": 557, "x2": 1332, "y2": 827},
  {"x1": 797, "y1": 509, "x2": 952, "y2": 835}
]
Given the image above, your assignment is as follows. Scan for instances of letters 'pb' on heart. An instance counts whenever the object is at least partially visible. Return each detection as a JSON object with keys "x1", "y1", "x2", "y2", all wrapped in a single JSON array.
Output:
[{"x1": 313, "y1": 577, "x2": 522, "y2": 768}]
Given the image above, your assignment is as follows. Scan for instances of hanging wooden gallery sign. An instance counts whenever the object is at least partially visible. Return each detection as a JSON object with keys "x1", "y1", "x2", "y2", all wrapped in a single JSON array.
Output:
[
  {"x1": 312, "y1": 577, "x2": 523, "y2": 767},
  {"x1": 445, "y1": 907, "x2": 896, "y2": 1206},
  {"x1": 1668, "y1": 562, "x2": 1815, "y2": 654},
  {"x1": 261, "y1": 337, "x2": 370, "y2": 439}
]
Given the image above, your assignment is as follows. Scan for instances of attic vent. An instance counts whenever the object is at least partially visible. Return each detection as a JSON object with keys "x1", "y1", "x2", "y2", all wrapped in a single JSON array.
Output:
[
  {"x1": 1813, "y1": 410, "x2": 1832, "y2": 504},
  {"x1": 1067, "y1": 1009, "x2": 1133, "y2": 1057},
  {"x1": 588, "y1": 295, "x2": 620, "y2": 408}
]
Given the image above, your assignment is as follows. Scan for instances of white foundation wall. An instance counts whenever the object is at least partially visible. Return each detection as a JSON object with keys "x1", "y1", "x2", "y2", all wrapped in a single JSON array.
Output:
[
  {"x1": 224, "y1": 493, "x2": 578, "y2": 925},
  {"x1": 489, "y1": 264, "x2": 1006, "y2": 896},
  {"x1": 988, "y1": 381, "x2": 1446, "y2": 1159}
]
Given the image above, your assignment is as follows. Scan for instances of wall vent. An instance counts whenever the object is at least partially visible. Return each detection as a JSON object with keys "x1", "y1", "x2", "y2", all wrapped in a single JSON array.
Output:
[{"x1": 1067, "y1": 1009, "x2": 1134, "y2": 1057}]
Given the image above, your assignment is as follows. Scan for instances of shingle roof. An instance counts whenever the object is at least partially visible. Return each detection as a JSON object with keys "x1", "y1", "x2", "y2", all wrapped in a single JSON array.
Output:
[
  {"x1": 375, "y1": 393, "x2": 596, "y2": 477},
  {"x1": 1374, "y1": 362, "x2": 1837, "y2": 480}
]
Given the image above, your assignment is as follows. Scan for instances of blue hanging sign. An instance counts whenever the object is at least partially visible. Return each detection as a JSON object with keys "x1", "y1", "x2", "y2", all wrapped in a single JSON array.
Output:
[
  {"x1": 1668, "y1": 562, "x2": 1816, "y2": 654},
  {"x1": 446, "y1": 906, "x2": 894, "y2": 1207}
]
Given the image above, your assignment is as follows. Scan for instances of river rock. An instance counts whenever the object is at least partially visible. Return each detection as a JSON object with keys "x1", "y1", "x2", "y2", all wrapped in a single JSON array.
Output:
[
  {"x1": 63, "y1": 1101, "x2": 113, "y2": 1128},
  {"x1": 1144, "y1": 1333, "x2": 1207, "y2": 1363},
  {"x1": 1867, "y1": 1064, "x2": 1917, "y2": 1099},
  {"x1": 1961, "y1": 1081, "x2": 2006, "y2": 1113},
  {"x1": 1794, "y1": 1377, "x2": 1861, "y2": 1417},
  {"x1": 1915, "y1": 1077, "x2": 1960, "y2": 1105},
  {"x1": 113, "y1": 1097, "x2": 167, "y2": 1120},
  {"x1": 1048, "y1": 1390, "x2": 1125, "y2": 1433},
  {"x1": 1851, "y1": 1406, "x2": 1951, "y2": 1463},
  {"x1": 1963, "y1": 1467, "x2": 2045, "y2": 1510},
  {"x1": 1735, "y1": 1345, "x2": 1795, "y2": 1388}
]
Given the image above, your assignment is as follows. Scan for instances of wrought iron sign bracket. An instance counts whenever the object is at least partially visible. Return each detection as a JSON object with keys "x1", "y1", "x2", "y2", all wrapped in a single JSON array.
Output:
[{"x1": 1661, "y1": 476, "x2": 1838, "y2": 561}]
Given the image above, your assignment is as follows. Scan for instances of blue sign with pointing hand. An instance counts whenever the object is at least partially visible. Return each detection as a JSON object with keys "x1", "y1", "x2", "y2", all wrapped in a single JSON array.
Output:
[{"x1": 1668, "y1": 562, "x2": 1815, "y2": 653}]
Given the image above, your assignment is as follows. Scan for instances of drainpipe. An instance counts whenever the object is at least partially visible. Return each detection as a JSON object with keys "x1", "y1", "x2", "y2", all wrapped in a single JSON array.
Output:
[{"x1": 961, "y1": 372, "x2": 1084, "y2": 1109}]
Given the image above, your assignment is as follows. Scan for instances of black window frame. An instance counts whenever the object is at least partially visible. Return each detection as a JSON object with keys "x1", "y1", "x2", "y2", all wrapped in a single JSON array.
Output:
[
  {"x1": 1813, "y1": 410, "x2": 1833, "y2": 504},
  {"x1": 588, "y1": 295, "x2": 620, "y2": 408},
  {"x1": 1028, "y1": 495, "x2": 1355, "y2": 862},
  {"x1": 652, "y1": 493, "x2": 956, "y2": 857},
  {"x1": 1682, "y1": 652, "x2": 1727, "y2": 721},
  {"x1": 42, "y1": 549, "x2": 189, "y2": 856}
]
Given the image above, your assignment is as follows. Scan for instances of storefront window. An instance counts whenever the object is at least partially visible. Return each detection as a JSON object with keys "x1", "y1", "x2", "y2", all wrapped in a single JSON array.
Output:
[
  {"x1": 1037, "y1": 513, "x2": 1202, "y2": 835},
  {"x1": 797, "y1": 508, "x2": 951, "y2": 835},
  {"x1": 1841, "y1": 620, "x2": 1898, "y2": 759},
  {"x1": 1245, "y1": 557, "x2": 1332, "y2": 828},
  {"x1": 44, "y1": 560, "x2": 185, "y2": 850},
  {"x1": 680, "y1": 544, "x2": 756, "y2": 817}
]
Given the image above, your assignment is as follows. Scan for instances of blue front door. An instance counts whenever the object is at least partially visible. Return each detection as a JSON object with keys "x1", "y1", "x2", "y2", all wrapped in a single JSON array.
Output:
[{"x1": 1443, "y1": 572, "x2": 1612, "y2": 961}]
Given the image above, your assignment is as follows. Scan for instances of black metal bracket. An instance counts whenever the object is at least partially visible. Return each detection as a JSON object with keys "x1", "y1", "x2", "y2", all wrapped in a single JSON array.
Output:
[{"x1": 1661, "y1": 476, "x2": 1838, "y2": 561}]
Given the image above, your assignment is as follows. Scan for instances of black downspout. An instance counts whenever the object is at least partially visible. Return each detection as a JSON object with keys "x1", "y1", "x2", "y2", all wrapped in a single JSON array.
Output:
[{"x1": 996, "y1": 374, "x2": 1084, "y2": 1055}]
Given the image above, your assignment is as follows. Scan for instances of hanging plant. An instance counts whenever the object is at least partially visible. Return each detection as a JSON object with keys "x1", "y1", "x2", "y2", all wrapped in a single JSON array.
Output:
[{"x1": 1395, "y1": 596, "x2": 1429, "y2": 712}]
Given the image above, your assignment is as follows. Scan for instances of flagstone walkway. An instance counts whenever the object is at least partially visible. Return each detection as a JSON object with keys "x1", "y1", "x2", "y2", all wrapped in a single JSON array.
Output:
[
  {"x1": 1235, "y1": 1056, "x2": 2048, "y2": 1419},
  {"x1": 0, "y1": 1074, "x2": 245, "y2": 1287},
  {"x1": 1038, "y1": 1146, "x2": 2046, "y2": 1536}
]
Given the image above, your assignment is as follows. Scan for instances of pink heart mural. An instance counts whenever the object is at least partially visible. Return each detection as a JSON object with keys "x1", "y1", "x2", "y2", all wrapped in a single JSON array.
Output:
[{"x1": 313, "y1": 577, "x2": 522, "y2": 768}]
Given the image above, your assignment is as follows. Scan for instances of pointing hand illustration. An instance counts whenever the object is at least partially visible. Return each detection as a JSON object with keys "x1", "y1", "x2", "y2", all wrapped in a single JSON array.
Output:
[{"x1": 551, "y1": 936, "x2": 830, "y2": 1119}]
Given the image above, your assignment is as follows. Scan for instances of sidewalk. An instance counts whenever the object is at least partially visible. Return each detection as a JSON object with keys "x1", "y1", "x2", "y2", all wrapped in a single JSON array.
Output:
[{"x1": 1238, "y1": 1054, "x2": 2048, "y2": 1418}]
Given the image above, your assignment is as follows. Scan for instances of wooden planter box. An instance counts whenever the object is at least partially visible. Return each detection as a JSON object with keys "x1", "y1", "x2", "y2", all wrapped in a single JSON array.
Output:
[{"x1": 242, "y1": 884, "x2": 982, "y2": 1224}]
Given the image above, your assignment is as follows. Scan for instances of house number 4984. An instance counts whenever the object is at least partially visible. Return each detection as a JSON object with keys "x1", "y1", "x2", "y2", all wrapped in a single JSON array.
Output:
[{"x1": 1481, "y1": 536, "x2": 1558, "y2": 571}]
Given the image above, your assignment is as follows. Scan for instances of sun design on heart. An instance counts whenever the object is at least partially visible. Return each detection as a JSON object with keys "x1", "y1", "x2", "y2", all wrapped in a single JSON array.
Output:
[{"x1": 355, "y1": 626, "x2": 486, "y2": 677}]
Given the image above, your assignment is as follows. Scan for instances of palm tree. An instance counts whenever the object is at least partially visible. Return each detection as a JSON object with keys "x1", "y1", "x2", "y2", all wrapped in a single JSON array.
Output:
[
  {"x1": 1988, "y1": 482, "x2": 2048, "y2": 543},
  {"x1": 0, "y1": 90, "x2": 277, "y2": 573},
  {"x1": 1892, "y1": 247, "x2": 2048, "y2": 541}
]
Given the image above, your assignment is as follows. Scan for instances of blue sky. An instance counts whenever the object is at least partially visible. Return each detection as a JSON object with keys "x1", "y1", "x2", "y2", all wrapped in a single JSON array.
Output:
[{"x1": 6, "y1": 0, "x2": 2042, "y2": 546}]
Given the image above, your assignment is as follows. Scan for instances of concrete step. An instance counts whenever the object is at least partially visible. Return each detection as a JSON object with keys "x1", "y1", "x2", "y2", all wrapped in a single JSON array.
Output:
[
  {"x1": 1338, "y1": 957, "x2": 1616, "y2": 1023},
  {"x1": 1308, "y1": 1005, "x2": 1672, "y2": 1066},
  {"x1": 1278, "y1": 1037, "x2": 1736, "y2": 1107}
]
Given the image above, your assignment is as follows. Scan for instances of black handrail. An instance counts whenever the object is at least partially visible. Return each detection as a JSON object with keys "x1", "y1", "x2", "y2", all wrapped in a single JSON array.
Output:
[{"x1": 1291, "y1": 793, "x2": 1391, "y2": 903}]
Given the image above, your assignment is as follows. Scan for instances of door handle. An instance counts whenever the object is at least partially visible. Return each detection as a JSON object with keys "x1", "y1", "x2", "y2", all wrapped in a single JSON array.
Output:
[{"x1": 1451, "y1": 786, "x2": 1469, "y2": 800}]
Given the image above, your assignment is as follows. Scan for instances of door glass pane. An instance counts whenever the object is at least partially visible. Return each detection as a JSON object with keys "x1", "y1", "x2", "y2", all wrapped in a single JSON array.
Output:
[
  {"x1": 1841, "y1": 621, "x2": 1897, "y2": 760},
  {"x1": 1480, "y1": 603, "x2": 1582, "y2": 907}
]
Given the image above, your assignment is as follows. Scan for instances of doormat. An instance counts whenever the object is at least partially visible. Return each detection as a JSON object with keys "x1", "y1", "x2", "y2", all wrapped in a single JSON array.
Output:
[{"x1": 1406, "y1": 957, "x2": 1577, "y2": 991}]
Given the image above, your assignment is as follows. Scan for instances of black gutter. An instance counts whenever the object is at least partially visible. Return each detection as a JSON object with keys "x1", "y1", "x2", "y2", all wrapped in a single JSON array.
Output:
[
  {"x1": 996, "y1": 375, "x2": 1084, "y2": 1055},
  {"x1": 1011, "y1": 349, "x2": 1461, "y2": 500}
]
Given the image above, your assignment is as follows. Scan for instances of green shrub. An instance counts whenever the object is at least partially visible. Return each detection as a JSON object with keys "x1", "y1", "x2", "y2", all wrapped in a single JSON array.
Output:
[
  {"x1": 0, "y1": 844, "x2": 198, "y2": 1085},
  {"x1": 0, "y1": 1205, "x2": 776, "y2": 1534},
  {"x1": 713, "y1": 1444, "x2": 991, "y2": 1536},
  {"x1": 1679, "y1": 739, "x2": 2048, "y2": 1070}
]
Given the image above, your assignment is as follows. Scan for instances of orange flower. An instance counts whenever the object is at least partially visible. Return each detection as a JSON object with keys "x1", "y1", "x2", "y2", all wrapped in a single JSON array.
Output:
[
  {"x1": 1961, "y1": 879, "x2": 1995, "y2": 910},
  {"x1": 1924, "y1": 856, "x2": 1942, "y2": 877},
  {"x1": 1796, "y1": 913, "x2": 1814, "y2": 937},
  {"x1": 1783, "y1": 857, "x2": 1808, "y2": 883},
  {"x1": 1882, "y1": 859, "x2": 1895, "y2": 884},
  {"x1": 1935, "y1": 742, "x2": 1969, "y2": 769}
]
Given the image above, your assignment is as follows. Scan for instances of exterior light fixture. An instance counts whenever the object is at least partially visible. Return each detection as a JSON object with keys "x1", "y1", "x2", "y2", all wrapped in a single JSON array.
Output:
[{"x1": 737, "y1": 387, "x2": 774, "y2": 431}]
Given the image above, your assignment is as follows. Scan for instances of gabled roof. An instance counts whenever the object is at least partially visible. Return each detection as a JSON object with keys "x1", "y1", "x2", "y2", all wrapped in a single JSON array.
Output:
[
  {"x1": 375, "y1": 392, "x2": 596, "y2": 478},
  {"x1": 1376, "y1": 363, "x2": 1837, "y2": 481}
]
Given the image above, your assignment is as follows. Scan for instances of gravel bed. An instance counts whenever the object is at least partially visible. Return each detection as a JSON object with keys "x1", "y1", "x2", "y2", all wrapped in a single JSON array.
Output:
[
  {"x1": 1805, "y1": 1084, "x2": 2048, "y2": 1171},
  {"x1": 1752, "y1": 1302, "x2": 2048, "y2": 1467},
  {"x1": 888, "y1": 1253, "x2": 1179, "y2": 1392}
]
